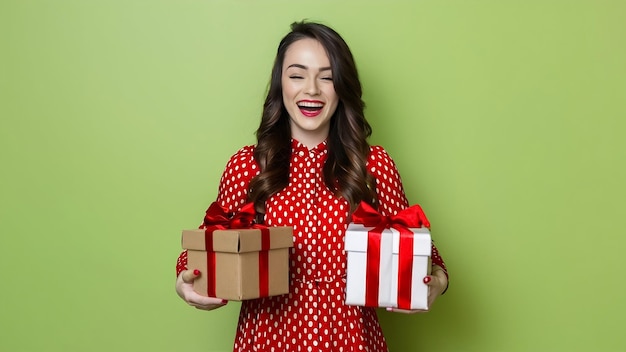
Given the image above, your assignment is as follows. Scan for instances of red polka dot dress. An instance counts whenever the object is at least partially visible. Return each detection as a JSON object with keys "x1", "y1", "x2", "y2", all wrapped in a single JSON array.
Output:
[{"x1": 176, "y1": 140, "x2": 447, "y2": 352}]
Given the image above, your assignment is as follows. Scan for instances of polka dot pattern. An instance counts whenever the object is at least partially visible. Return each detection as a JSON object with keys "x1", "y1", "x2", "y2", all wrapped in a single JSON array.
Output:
[{"x1": 177, "y1": 140, "x2": 447, "y2": 351}]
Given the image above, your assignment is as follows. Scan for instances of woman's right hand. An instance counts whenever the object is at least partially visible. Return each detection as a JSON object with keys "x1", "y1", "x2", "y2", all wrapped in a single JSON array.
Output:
[{"x1": 176, "y1": 270, "x2": 228, "y2": 310}]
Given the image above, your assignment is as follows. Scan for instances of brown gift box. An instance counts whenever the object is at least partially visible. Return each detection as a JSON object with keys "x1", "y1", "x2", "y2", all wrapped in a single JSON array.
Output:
[{"x1": 181, "y1": 227, "x2": 293, "y2": 301}]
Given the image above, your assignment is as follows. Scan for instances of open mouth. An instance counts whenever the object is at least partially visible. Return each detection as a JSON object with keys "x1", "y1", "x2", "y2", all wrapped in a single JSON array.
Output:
[{"x1": 297, "y1": 100, "x2": 324, "y2": 117}]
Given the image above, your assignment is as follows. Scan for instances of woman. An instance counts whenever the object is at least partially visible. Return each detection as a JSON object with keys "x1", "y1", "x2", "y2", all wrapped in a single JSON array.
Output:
[{"x1": 176, "y1": 21, "x2": 449, "y2": 351}]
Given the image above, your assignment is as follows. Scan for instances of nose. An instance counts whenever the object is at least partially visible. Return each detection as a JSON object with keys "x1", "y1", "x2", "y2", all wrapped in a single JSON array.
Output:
[{"x1": 305, "y1": 78, "x2": 320, "y2": 95}]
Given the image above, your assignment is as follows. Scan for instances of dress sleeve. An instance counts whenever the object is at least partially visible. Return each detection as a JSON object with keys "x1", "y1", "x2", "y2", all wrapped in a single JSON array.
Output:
[
  {"x1": 367, "y1": 146, "x2": 448, "y2": 280},
  {"x1": 215, "y1": 146, "x2": 259, "y2": 212},
  {"x1": 175, "y1": 146, "x2": 259, "y2": 277}
]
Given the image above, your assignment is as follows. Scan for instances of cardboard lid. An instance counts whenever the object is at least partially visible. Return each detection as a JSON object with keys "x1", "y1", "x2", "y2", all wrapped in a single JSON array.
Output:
[{"x1": 182, "y1": 227, "x2": 293, "y2": 253}]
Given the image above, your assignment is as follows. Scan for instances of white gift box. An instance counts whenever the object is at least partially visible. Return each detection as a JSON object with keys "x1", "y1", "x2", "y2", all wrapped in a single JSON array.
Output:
[{"x1": 344, "y1": 223, "x2": 432, "y2": 310}]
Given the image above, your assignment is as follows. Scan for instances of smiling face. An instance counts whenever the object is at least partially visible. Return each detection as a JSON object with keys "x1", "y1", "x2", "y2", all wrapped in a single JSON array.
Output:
[{"x1": 281, "y1": 38, "x2": 339, "y2": 148}]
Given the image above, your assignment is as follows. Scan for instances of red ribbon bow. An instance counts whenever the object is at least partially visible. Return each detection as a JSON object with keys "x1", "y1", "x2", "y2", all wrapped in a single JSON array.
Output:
[
  {"x1": 199, "y1": 202, "x2": 271, "y2": 298},
  {"x1": 351, "y1": 201, "x2": 430, "y2": 309},
  {"x1": 352, "y1": 201, "x2": 430, "y2": 230},
  {"x1": 202, "y1": 202, "x2": 257, "y2": 230}
]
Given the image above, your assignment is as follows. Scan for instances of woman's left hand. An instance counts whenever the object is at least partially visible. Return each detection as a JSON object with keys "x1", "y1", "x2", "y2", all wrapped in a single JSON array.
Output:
[{"x1": 385, "y1": 265, "x2": 448, "y2": 314}]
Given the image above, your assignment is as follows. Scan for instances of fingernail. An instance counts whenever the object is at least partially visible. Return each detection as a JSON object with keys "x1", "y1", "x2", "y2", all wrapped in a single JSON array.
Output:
[
  {"x1": 193, "y1": 269, "x2": 200, "y2": 276},
  {"x1": 423, "y1": 276, "x2": 431, "y2": 284},
  {"x1": 221, "y1": 299, "x2": 228, "y2": 304}
]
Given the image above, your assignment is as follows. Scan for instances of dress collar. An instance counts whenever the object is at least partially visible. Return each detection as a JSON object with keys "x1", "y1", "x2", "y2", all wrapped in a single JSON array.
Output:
[{"x1": 291, "y1": 139, "x2": 328, "y2": 155}]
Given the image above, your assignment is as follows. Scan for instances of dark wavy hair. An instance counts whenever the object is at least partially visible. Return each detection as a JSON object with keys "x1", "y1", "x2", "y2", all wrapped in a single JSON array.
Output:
[{"x1": 249, "y1": 21, "x2": 377, "y2": 214}]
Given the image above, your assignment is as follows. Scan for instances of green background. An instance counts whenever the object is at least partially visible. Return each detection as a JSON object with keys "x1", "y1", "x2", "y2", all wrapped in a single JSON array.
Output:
[{"x1": 1, "y1": 1, "x2": 624, "y2": 351}]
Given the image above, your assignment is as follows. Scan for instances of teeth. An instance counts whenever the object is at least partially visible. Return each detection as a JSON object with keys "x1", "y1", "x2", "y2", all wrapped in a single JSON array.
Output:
[{"x1": 297, "y1": 101, "x2": 324, "y2": 108}]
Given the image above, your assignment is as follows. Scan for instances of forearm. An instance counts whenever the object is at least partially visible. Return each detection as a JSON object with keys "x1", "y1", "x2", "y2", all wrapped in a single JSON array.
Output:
[{"x1": 431, "y1": 264, "x2": 449, "y2": 294}]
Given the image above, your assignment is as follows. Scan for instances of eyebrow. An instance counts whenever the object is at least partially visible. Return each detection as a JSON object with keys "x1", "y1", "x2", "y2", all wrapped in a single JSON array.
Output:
[{"x1": 287, "y1": 64, "x2": 332, "y2": 71}]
